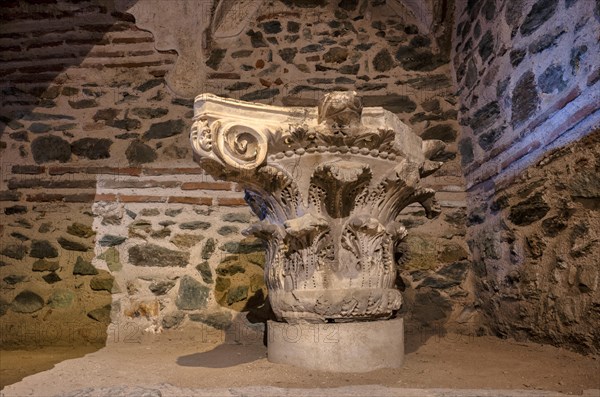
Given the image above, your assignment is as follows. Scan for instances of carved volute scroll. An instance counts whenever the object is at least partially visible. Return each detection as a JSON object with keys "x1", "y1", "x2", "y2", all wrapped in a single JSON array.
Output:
[{"x1": 190, "y1": 92, "x2": 446, "y2": 323}]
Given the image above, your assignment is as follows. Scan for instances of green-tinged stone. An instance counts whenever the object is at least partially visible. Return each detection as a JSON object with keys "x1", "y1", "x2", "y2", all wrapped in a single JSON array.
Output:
[
  {"x1": 1, "y1": 244, "x2": 28, "y2": 260},
  {"x1": 57, "y1": 237, "x2": 89, "y2": 252},
  {"x1": 43, "y1": 272, "x2": 61, "y2": 284},
  {"x1": 403, "y1": 235, "x2": 438, "y2": 271},
  {"x1": 149, "y1": 280, "x2": 176, "y2": 295},
  {"x1": 220, "y1": 238, "x2": 263, "y2": 254},
  {"x1": 99, "y1": 248, "x2": 122, "y2": 272},
  {"x1": 216, "y1": 262, "x2": 246, "y2": 276},
  {"x1": 30, "y1": 240, "x2": 58, "y2": 258},
  {"x1": 140, "y1": 208, "x2": 160, "y2": 216},
  {"x1": 11, "y1": 290, "x2": 44, "y2": 313},
  {"x1": 128, "y1": 244, "x2": 188, "y2": 267},
  {"x1": 222, "y1": 212, "x2": 253, "y2": 223},
  {"x1": 226, "y1": 286, "x2": 249, "y2": 305},
  {"x1": 215, "y1": 276, "x2": 231, "y2": 292},
  {"x1": 87, "y1": 304, "x2": 112, "y2": 323},
  {"x1": 170, "y1": 233, "x2": 204, "y2": 249},
  {"x1": 73, "y1": 256, "x2": 99, "y2": 275},
  {"x1": 179, "y1": 221, "x2": 211, "y2": 230},
  {"x1": 90, "y1": 275, "x2": 117, "y2": 292},
  {"x1": 32, "y1": 259, "x2": 59, "y2": 272},
  {"x1": 162, "y1": 312, "x2": 184, "y2": 329},
  {"x1": 189, "y1": 311, "x2": 232, "y2": 330},
  {"x1": 175, "y1": 276, "x2": 209, "y2": 310},
  {"x1": 217, "y1": 226, "x2": 238, "y2": 236},
  {"x1": 48, "y1": 289, "x2": 75, "y2": 309},
  {"x1": 196, "y1": 262, "x2": 213, "y2": 284},
  {"x1": 99, "y1": 235, "x2": 126, "y2": 247},
  {"x1": 150, "y1": 228, "x2": 171, "y2": 239},
  {"x1": 201, "y1": 238, "x2": 216, "y2": 260}
]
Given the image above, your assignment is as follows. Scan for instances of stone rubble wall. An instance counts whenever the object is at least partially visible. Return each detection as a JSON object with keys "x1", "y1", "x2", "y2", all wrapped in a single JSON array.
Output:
[
  {"x1": 0, "y1": 0, "x2": 476, "y2": 347},
  {"x1": 452, "y1": 0, "x2": 600, "y2": 352},
  {"x1": 453, "y1": 0, "x2": 600, "y2": 184}
]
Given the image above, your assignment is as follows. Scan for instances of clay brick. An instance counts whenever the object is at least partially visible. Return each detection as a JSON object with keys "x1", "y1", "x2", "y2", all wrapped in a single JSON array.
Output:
[
  {"x1": 8, "y1": 179, "x2": 96, "y2": 189},
  {"x1": 80, "y1": 23, "x2": 126, "y2": 33},
  {"x1": 150, "y1": 70, "x2": 168, "y2": 77},
  {"x1": 524, "y1": 87, "x2": 581, "y2": 135},
  {"x1": 101, "y1": 180, "x2": 180, "y2": 189},
  {"x1": 0, "y1": 46, "x2": 20, "y2": 52},
  {"x1": 467, "y1": 88, "x2": 589, "y2": 180},
  {"x1": 112, "y1": 37, "x2": 153, "y2": 44},
  {"x1": 65, "y1": 38, "x2": 110, "y2": 46},
  {"x1": 546, "y1": 102, "x2": 599, "y2": 144},
  {"x1": 143, "y1": 168, "x2": 204, "y2": 176},
  {"x1": 63, "y1": 193, "x2": 97, "y2": 202},
  {"x1": 181, "y1": 182, "x2": 232, "y2": 191},
  {"x1": 168, "y1": 196, "x2": 213, "y2": 205},
  {"x1": 0, "y1": 33, "x2": 24, "y2": 39},
  {"x1": 27, "y1": 41, "x2": 63, "y2": 49},
  {"x1": 464, "y1": 160, "x2": 483, "y2": 176},
  {"x1": 95, "y1": 193, "x2": 118, "y2": 202},
  {"x1": 0, "y1": 68, "x2": 18, "y2": 77},
  {"x1": 88, "y1": 50, "x2": 125, "y2": 57},
  {"x1": 110, "y1": 11, "x2": 136, "y2": 23},
  {"x1": 48, "y1": 166, "x2": 141, "y2": 176},
  {"x1": 128, "y1": 50, "x2": 155, "y2": 56},
  {"x1": 217, "y1": 197, "x2": 247, "y2": 206},
  {"x1": 12, "y1": 165, "x2": 45, "y2": 174},
  {"x1": 104, "y1": 60, "x2": 164, "y2": 68},
  {"x1": 470, "y1": 165, "x2": 500, "y2": 188},
  {"x1": 8, "y1": 73, "x2": 57, "y2": 83},
  {"x1": 501, "y1": 141, "x2": 542, "y2": 170},
  {"x1": 119, "y1": 195, "x2": 167, "y2": 203},
  {"x1": 26, "y1": 193, "x2": 64, "y2": 202},
  {"x1": 489, "y1": 143, "x2": 506, "y2": 160},
  {"x1": 19, "y1": 64, "x2": 66, "y2": 74},
  {"x1": 48, "y1": 166, "x2": 83, "y2": 175},
  {"x1": 30, "y1": 28, "x2": 77, "y2": 38},
  {"x1": 0, "y1": 191, "x2": 21, "y2": 201}
]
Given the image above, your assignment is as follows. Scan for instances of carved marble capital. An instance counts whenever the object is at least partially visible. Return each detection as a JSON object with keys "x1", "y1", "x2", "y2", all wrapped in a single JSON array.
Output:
[{"x1": 191, "y1": 92, "x2": 446, "y2": 323}]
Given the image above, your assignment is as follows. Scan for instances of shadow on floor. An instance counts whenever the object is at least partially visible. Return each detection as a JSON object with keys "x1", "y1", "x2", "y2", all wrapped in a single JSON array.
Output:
[
  {"x1": 0, "y1": 344, "x2": 102, "y2": 390},
  {"x1": 176, "y1": 343, "x2": 266, "y2": 368}
]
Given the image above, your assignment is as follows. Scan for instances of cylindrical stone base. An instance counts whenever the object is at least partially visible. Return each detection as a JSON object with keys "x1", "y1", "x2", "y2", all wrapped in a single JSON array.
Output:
[{"x1": 267, "y1": 318, "x2": 404, "y2": 372}]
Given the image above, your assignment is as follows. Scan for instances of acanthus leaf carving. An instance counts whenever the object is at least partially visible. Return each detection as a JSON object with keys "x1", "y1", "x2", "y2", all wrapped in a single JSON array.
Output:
[
  {"x1": 191, "y1": 91, "x2": 446, "y2": 323},
  {"x1": 190, "y1": 118, "x2": 217, "y2": 152}
]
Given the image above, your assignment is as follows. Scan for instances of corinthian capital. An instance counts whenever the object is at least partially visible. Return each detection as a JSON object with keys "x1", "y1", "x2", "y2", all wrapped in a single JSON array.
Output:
[{"x1": 191, "y1": 91, "x2": 445, "y2": 323}]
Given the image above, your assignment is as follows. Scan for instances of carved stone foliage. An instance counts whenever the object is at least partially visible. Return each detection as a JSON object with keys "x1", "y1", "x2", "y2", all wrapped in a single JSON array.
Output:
[{"x1": 191, "y1": 92, "x2": 445, "y2": 323}]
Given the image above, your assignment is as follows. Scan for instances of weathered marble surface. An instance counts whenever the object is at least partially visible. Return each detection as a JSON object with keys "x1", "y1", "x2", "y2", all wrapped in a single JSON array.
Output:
[{"x1": 191, "y1": 92, "x2": 445, "y2": 323}]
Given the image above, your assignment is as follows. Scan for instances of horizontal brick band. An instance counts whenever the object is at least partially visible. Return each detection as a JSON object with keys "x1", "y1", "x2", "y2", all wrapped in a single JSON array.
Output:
[
  {"x1": 168, "y1": 196, "x2": 213, "y2": 205},
  {"x1": 111, "y1": 37, "x2": 154, "y2": 44},
  {"x1": 11, "y1": 165, "x2": 46, "y2": 175},
  {"x1": 142, "y1": 168, "x2": 205, "y2": 176},
  {"x1": 99, "y1": 180, "x2": 181, "y2": 189},
  {"x1": 0, "y1": 191, "x2": 21, "y2": 201},
  {"x1": 118, "y1": 195, "x2": 167, "y2": 203},
  {"x1": 217, "y1": 197, "x2": 247, "y2": 206},
  {"x1": 8, "y1": 178, "x2": 96, "y2": 189},
  {"x1": 48, "y1": 166, "x2": 142, "y2": 176},
  {"x1": 180, "y1": 182, "x2": 233, "y2": 191}
]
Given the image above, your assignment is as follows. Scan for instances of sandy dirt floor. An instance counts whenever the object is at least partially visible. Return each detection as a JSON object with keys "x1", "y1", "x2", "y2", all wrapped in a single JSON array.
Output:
[{"x1": 1, "y1": 327, "x2": 599, "y2": 396}]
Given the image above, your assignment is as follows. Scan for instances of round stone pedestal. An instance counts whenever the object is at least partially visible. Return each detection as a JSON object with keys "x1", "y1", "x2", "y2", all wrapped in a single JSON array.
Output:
[{"x1": 267, "y1": 318, "x2": 404, "y2": 372}]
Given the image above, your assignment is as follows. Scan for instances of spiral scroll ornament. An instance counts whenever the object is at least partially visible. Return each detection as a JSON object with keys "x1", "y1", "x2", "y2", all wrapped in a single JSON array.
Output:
[{"x1": 215, "y1": 122, "x2": 269, "y2": 170}]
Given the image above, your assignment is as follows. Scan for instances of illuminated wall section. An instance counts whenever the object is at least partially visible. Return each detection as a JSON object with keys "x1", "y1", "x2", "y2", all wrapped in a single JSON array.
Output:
[{"x1": 453, "y1": 0, "x2": 600, "y2": 352}]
